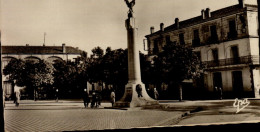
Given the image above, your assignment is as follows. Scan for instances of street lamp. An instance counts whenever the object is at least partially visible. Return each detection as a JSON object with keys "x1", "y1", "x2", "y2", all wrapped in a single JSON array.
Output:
[{"x1": 56, "y1": 89, "x2": 59, "y2": 102}]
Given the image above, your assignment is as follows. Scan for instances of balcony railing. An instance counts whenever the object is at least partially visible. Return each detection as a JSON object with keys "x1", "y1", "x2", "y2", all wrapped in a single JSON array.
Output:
[{"x1": 205, "y1": 55, "x2": 260, "y2": 67}]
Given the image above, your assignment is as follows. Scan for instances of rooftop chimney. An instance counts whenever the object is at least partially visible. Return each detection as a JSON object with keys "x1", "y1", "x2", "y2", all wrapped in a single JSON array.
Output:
[
  {"x1": 150, "y1": 26, "x2": 154, "y2": 34},
  {"x1": 205, "y1": 8, "x2": 211, "y2": 18},
  {"x1": 201, "y1": 9, "x2": 205, "y2": 19},
  {"x1": 238, "y1": 0, "x2": 245, "y2": 8},
  {"x1": 160, "y1": 23, "x2": 164, "y2": 31},
  {"x1": 175, "y1": 18, "x2": 179, "y2": 29},
  {"x1": 62, "y1": 43, "x2": 66, "y2": 53}
]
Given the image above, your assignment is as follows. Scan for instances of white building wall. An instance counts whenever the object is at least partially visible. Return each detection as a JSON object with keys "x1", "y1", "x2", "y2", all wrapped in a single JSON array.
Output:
[
  {"x1": 247, "y1": 10, "x2": 258, "y2": 37},
  {"x1": 197, "y1": 38, "x2": 251, "y2": 62},
  {"x1": 252, "y1": 69, "x2": 260, "y2": 98},
  {"x1": 226, "y1": 71, "x2": 233, "y2": 91},
  {"x1": 222, "y1": 71, "x2": 232, "y2": 92},
  {"x1": 242, "y1": 68, "x2": 252, "y2": 92},
  {"x1": 249, "y1": 38, "x2": 260, "y2": 56},
  {"x1": 205, "y1": 73, "x2": 213, "y2": 92},
  {"x1": 205, "y1": 67, "x2": 253, "y2": 93}
]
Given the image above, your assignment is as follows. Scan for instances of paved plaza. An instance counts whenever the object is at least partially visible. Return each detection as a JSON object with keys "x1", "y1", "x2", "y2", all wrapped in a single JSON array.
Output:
[
  {"x1": 3, "y1": 99, "x2": 260, "y2": 131},
  {"x1": 4, "y1": 100, "x2": 183, "y2": 131}
]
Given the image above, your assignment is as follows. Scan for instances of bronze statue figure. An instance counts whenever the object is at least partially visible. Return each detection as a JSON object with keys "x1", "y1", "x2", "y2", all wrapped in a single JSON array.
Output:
[{"x1": 124, "y1": 0, "x2": 135, "y2": 14}]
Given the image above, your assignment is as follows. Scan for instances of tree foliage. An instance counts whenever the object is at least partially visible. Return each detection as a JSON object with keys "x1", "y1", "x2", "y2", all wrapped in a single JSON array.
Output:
[
  {"x1": 3, "y1": 59, "x2": 26, "y2": 87},
  {"x1": 3, "y1": 59, "x2": 54, "y2": 99},
  {"x1": 52, "y1": 51, "x2": 89, "y2": 98},
  {"x1": 3, "y1": 59, "x2": 54, "y2": 88},
  {"x1": 151, "y1": 42, "x2": 205, "y2": 100},
  {"x1": 153, "y1": 42, "x2": 204, "y2": 84},
  {"x1": 25, "y1": 60, "x2": 54, "y2": 87}
]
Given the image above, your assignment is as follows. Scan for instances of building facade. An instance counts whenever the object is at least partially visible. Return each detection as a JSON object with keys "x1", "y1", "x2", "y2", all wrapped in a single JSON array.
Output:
[
  {"x1": 145, "y1": 0, "x2": 260, "y2": 99},
  {"x1": 1, "y1": 44, "x2": 82, "y2": 99}
]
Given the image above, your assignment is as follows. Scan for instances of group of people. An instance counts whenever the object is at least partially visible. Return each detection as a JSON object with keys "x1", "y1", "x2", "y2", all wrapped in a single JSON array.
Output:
[
  {"x1": 136, "y1": 84, "x2": 159, "y2": 100},
  {"x1": 82, "y1": 85, "x2": 160, "y2": 108},
  {"x1": 82, "y1": 89, "x2": 103, "y2": 108},
  {"x1": 215, "y1": 86, "x2": 223, "y2": 100},
  {"x1": 82, "y1": 88, "x2": 116, "y2": 108}
]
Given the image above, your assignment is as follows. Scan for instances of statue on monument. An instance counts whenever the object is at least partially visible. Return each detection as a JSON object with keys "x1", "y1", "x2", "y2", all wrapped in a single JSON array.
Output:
[{"x1": 124, "y1": 0, "x2": 135, "y2": 18}]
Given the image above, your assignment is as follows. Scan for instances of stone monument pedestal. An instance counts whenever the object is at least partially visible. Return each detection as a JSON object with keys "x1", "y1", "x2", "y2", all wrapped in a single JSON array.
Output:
[
  {"x1": 114, "y1": 16, "x2": 158, "y2": 108},
  {"x1": 115, "y1": 81, "x2": 159, "y2": 107}
]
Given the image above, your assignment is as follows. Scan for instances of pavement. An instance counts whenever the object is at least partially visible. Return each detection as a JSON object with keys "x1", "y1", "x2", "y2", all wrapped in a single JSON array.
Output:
[{"x1": 3, "y1": 99, "x2": 260, "y2": 131}]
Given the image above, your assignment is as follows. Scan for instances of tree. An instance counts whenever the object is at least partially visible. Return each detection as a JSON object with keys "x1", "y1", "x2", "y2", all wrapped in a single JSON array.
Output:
[
  {"x1": 24, "y1": 60, "x2": 54, "y2": 100},
  {"x1": 3, "y1": 59, "x2": 54, "y2": 100},
  {"x1": 91, "y1": 46, "x2": 104, "y2": 59},
  {"x1": 3, "y1": 59, "x2": 26, "y2": 87},
  {"x1": 153, "y1": 42, "x2": 204, "y2": 101},
  {"x1": 85, "y1": 47, "x2": 129, "y2": 99},
  {"x1": 102, "y1": 48, "x2": 128, "y2": 99},
  {"x1": 52, "y1": 59, "x2": 80, "y2": 98},
  {"x1": 87, "y1": 47, "x2": 105, "y2": 84}
]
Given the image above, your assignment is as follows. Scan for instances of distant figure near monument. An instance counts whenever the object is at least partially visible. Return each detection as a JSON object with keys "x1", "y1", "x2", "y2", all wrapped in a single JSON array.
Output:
[{"x1": 136, "y1": 84, "x2": 143, "y2": 97}]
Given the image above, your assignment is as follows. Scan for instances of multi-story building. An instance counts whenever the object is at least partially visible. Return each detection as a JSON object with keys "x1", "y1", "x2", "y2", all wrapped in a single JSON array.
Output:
[
  {"x1": 1, "y1": 43, "x2": 82, "y2": 99},
  {"x1": 145, "y1": 0, "x2": 259, "y2": 99}
]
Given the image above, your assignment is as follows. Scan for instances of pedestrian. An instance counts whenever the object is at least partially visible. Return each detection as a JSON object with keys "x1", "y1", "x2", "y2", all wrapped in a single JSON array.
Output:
[
  {"x1": 96, "y1": 92, "x2": 102, "y2": 107},
  {"x1": 136, "y1": 84, "x2": 143, "y2": 97},
  {"x1": 91, "y1": 91, "x2": 96, "y2": 108},
  {"x1": 214, "y1": 86, "x2": 218, "y2": 100},
  {"x1": 15, "y1": 90, "x2": 21, "y2": 107},
  {"x1": 3, "y1": 89, "x2": 5, "y2": 108},
  {"x1": 218, "y1": 87, "x2": 223, "y2": 100},
  {"x1": 154, "y1": 88, "x2": 159, "y2": 100},
  {"x1": 83, "y1": 88, "x2": 90, "y2": 108},
  {"x1": 110, "y1": 90, "x2": 115, "y2": 107}
]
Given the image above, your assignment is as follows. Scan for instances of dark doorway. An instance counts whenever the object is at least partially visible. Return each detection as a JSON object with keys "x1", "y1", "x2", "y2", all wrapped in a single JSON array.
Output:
[
  {"x1": 213, "y1": 72, "x2": 223, "y2": 89},
  {"x1": 232, "y1": 71, "x2": 244, "y2": 98},
  {"x1": 213, "y1": 72, "x2": 223, "y2": 99}
]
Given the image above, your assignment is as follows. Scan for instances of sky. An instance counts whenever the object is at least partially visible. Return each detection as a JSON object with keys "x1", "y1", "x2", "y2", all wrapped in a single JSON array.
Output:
[{"x1": 1, "y1": 0, "x2": 240, "y2": 55}]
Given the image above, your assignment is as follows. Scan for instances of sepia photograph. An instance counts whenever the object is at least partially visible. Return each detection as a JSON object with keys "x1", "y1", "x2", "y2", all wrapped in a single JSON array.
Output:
[{"x1": 1, "y1": 0, "x2": 260, "y2": 131}]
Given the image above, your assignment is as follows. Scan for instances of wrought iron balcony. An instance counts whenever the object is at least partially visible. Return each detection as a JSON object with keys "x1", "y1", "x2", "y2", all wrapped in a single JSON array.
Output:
[{"x1": 205, "y1": 55, "x2": 260, "y2": 67}]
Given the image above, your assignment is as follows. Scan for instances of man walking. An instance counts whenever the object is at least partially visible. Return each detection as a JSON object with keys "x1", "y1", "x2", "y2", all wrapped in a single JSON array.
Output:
[
  {"x1": 154, "y1": 88, "x2": 159, "y2": 100},
  {"x1": 83, "y1": 89, "x2": 90, "y2": 108},
  {"x1": 15, "y1": 90, "x2": 21, "y2": 107},
  {"x1": 136, "y1": 84, "x2": 143, "y2": 97},
  {"x1": 218, "y1": 87, "x2": 223, "y2": 100},
  {"x1": 110, "y1": 90, "x2": 115, "y2": 107}
]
